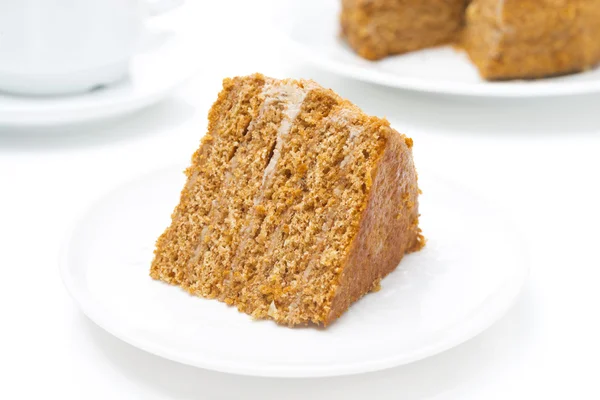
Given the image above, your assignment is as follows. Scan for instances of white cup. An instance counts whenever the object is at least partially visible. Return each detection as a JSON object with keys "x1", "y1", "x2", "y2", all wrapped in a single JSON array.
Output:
[{"x1": 0, "y1": 0, "x2": 181, "y2": 96}]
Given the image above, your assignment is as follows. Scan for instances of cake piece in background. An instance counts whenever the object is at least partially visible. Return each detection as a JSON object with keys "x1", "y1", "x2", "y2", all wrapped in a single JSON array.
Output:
[
  {"x1": 461, "y1": 0, "x2": 600, "y2": 80},
  {"x1": 150, "y1": 73, "x2": 424, "y2": 326},
  {"x1": 340, "y1": 0, "x2": 469, "y2": 60}
]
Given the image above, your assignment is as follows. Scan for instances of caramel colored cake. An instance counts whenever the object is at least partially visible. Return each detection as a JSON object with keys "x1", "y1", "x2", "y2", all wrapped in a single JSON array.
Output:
[
  {"x1": 462, "y1": 0, "x2": 600, "y2": 80},
  {"x1": 341, "y1": 0, "x2": 600, "y2": 80},
  {"x1": 341, "y1": 0, "x2": 468, "y2": 61},
  {"x1": 150, "y1": 74, "x2": 424, "y2": 326}
]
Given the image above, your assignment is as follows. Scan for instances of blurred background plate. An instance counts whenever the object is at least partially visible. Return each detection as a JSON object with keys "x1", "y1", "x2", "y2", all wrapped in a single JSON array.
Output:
[
  {"x1": 273, "y1": 0, "x2": 600, "y2": 97},
  {"x1": 60, "y1": 165, "x2": 529, "y2": 378}
]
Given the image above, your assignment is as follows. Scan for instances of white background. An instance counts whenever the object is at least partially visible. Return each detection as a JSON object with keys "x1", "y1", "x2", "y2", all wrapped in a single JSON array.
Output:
[{"x1": 1, "y1": 1, "x2": 599, "y2": 398}]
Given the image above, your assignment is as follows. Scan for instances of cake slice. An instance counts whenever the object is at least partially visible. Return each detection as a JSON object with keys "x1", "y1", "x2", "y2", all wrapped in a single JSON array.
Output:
[
  {"x1": 341, "y1": 0, "x2": 469, "y2": 61},
  {"x1": 461, "y1": 0, "x2": 600, "y2": 80},
  {"x1": 150, "y1": 74, "x2": 424, "y2": 326}
]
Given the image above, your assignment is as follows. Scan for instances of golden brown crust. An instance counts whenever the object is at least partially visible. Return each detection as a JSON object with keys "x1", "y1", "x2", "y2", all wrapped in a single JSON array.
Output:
[{"x1": 327, "y1": 122, "x2": 423, "y2": 324}]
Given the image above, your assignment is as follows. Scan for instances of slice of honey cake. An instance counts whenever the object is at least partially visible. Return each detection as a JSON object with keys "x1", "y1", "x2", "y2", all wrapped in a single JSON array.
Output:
[
  {"x1": 341, "y1": 0, "x2": 469, "y2": 61},
  {"x1": 150, "y1": 74, "x2": 424, "y2": 326}
]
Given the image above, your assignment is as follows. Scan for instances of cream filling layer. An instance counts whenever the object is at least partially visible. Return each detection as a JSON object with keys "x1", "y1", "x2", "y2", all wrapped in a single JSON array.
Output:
[{"x1": 261, "y1": 83, "x2": 309, "y2": 184}]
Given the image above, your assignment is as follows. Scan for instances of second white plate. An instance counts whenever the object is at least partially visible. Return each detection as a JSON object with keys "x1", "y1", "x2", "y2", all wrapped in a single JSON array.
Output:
[
  {"x1": 60, "y1": 166, "x2": 528, "y2": 377},
  {"x1": 273, "y1": 0, "x2": 600, "y2": 97}
]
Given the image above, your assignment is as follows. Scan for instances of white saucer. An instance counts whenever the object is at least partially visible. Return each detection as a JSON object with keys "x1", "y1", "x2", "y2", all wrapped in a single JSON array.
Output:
[
  {"x1": 0, "y1": 30, "x2": 199, "y2": 126},
  {"x1": 273, "y1": 0, "x2": 600, "y2": 97},
  {"x1": 60, "y1": 166, "x2": 529, "y2": 378}
]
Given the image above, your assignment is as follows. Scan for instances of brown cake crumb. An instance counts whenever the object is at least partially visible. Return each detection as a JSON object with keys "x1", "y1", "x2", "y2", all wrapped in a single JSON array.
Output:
[{"x1": 150, "y1": 74, "x2": 423, "y2": 327}]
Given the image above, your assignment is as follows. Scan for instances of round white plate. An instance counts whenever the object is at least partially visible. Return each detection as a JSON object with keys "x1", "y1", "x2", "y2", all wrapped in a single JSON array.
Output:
[
  {"x1": 273, "y1": 0, "x2": 600, "y2": 97},
  {"x1": 60, "y1": 166, "x2": 528, "y2": 378},
  {"x1": 0, "y1": 30, "x2": 199, "y2": 126}
]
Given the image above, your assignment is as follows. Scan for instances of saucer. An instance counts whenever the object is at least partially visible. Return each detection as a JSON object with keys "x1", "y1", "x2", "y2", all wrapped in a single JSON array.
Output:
[
  {"x1": 0, "y1": 30, "x2": 199, "y2": 126},
  {"x1": 60, "y1": 166, "x2": 529, "y2": 377}
]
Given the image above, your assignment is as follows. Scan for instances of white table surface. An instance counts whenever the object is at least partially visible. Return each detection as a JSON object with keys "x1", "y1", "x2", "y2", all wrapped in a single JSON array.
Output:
[{"x1": 1, "y1": 1, "x2": 599, "y2": 399}]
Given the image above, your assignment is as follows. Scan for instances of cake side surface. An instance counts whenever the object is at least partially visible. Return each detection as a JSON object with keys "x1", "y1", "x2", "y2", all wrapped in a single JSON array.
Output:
[
  {"x1": 341, "y1": 0, "x2": 468, "y2": 60},
  {"x1": 461, "y1": 0, "x2": 600, "y2": 80},
  {"x1": 327, "y1": 123, "x2": 423, "y2": 323}
]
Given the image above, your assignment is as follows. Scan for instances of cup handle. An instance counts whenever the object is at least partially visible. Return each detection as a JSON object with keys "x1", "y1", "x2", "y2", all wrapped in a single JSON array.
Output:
[{"x1": 145, "y1": 0, "x2": 184, "y2": 16}]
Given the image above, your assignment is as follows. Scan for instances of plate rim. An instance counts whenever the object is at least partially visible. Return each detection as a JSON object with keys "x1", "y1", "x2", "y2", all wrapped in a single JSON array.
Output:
[
  {"x1": 0, "y1": 31, "x2": 200, "y2": 126},
  {"x1": 59, "y1": 165, "x2": 530, "y2": 378},
  {"x1": 271, "y1": 0, "x2": 600, "y2": 98}
]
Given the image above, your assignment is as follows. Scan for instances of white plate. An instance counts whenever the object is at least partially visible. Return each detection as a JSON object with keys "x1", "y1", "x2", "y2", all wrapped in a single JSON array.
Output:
[
  {"x1": 0, "y1": 29, "x2": 199, "y2": 126},
  {"x1": 273, "y1": 0, "x2": 600, "y2": 97},
  {"x1": 60, "y1": 166, "x2": 528, "y2": 378}
]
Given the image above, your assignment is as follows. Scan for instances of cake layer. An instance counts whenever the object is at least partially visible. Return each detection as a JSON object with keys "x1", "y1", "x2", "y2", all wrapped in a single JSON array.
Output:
[
  {"x1": 223, "y1": 87, "x2": 344, "y2": 323},
  {"x1": 151, "y1": 74, "x2": 423, "y2": 326},
  {"x1": 230, "y1": 100, "x2": 385, "y2": 324},
  {"x1": 150, "y1": 75, "x2": 266, "y2": 284},
  {"x1": 341, "y1": 0, "x2": 468, "y2": 61},
  {"x1": 185, "y1": 79, "x2": 318, "y2": 299}
]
